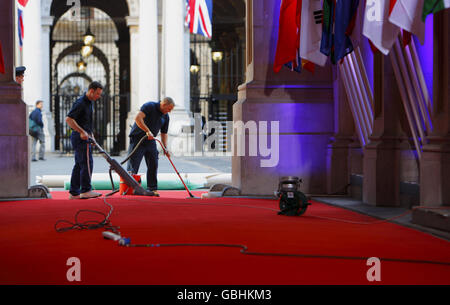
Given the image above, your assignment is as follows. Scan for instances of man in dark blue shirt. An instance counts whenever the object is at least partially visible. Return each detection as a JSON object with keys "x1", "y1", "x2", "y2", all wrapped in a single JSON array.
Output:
[
  {"x1": 127, "y1": 97, "x2": 174, "y2": 192},
  {"x1": 65, "y1": 81, "x2": 103, "y2": 199},
  {"x1": 29, "y1": 100, "x2": 45, "y2": 161}
]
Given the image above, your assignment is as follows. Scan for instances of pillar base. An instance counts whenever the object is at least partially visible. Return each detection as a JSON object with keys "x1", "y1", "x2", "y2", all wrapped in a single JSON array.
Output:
[
  {"x1": 363, "y1": 139, "x2": 410, "y2": 207},
  {"x1": 420, "y1": 141, "x2": 450, "y2": 207},
  {"x1": 232, "y1": 82, "x2": 334, "y2": 196},
  {"x1": 326, "y1": 137, "x2": 353, "y2": 195},
  {"x1": 0, "y1": 87, "x2": 30, "y2": 197}
]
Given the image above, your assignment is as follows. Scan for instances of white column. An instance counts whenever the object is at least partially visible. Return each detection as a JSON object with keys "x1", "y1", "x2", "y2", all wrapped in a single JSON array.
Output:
[
  {"x1": 23, "y1": 0, "x2": 54, "y2": 153},
  {"x1": 139, "y1": 0, "x2": 159, "y2": 102},
  {"x1": 41, "y1": 15, "x2": 54, "y2": 152},
  {"x1": 23, "y1": 0, "x2": 42, "y2": 108},
  {"x1": 162, "y1": 0, "x2": 192, "y2": 155},
  {"x1": 40, "y1": 16, "x2": 53, "y2": 113},
  {"x1": 163, "y1": 0, "x2": 188, "y2": 111},
  {"x1": 125, "y1": 16, "x2": 140, "y2": 148}
]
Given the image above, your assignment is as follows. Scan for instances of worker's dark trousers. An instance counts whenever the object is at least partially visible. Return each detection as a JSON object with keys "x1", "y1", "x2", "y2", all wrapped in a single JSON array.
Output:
[
  {"x1": 127, "y1": 136, "x2": 159, "y2": 191},
  {"x1": 69, "y1": 132, "x2": 93, "y2": 196}
]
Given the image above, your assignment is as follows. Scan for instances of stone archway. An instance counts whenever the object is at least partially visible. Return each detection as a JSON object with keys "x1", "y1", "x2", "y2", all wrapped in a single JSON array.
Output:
[
  {"x1": 41, "y1": 0, "x2": 139, "y2": 18},
  {"x1": 47, "y1": 1, "x2": 134, "y2": 153}
]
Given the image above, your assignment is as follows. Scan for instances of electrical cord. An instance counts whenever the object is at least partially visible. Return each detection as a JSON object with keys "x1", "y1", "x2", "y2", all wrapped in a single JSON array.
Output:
[
  {"x1": 55, "y1": 189, "x2": 450, "y2": 266},
  {"x1": 55, "y1": 134, "x2": 161, "y2": 233},
  {"x1": 55, "y1": 137, "x2": 450, "y2": 266},
  {"x1": 55, "y1": 140, "x2": 119, "y2": 234},
  {"x1": 113, "y1": 194, "x2": 441, "y2": 226},
  {"x1": 122, "y1": 241, "x2": 450, "y2": 267},
  {"x1": 54, "y1": 194, "x2": 120, "y2": 234}
]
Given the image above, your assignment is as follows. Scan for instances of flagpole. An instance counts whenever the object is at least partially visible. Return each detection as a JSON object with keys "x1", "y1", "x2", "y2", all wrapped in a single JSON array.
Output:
[
  {"x1": 349, "y1": 52, "x2": 374, "y2": 127},
  {"x1": 402, "y1": 43, "x2": 433, "y2": 134},
  {"x1": 408, "y1": 41, "x2": 433, "y2": 128},
  {"x1": 342, "y1": 58, "x2": 370, "y2": 144},
  {"x1": 346, "y1": 56, "x2": 372, "y2": 138},
  {"x1": 354, "y1": 47, "x2": 374, "y2": 110},
  {"x1": 340, "y1": 62, "x2": 367, "y2": 146},
  {"x1": 389, "y1": 45, "x2": 422, "y2": 160},
  {"x1": 393, "y1": 38, "x2": 427, "y2": 146}
]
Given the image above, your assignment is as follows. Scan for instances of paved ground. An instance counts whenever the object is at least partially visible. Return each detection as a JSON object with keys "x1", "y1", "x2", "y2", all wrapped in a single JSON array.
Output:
[{"x1": 30, "y1": 151, "x2": 231, "y2": 186}]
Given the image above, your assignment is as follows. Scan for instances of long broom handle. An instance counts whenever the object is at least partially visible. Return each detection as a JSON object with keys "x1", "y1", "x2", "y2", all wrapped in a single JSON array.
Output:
[{"x1": 154, "y1": 138, "x2": 195, "y2": 198}]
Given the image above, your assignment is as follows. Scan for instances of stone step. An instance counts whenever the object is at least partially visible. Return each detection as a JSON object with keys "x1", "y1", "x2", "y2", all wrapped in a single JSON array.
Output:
[{"x1": 412, "y1": 208, "x2": 450, "y2": 232}]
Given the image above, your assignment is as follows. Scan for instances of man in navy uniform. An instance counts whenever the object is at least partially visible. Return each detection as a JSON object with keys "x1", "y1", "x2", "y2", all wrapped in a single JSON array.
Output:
[
  {"x1": 127, "y1": 97, "x2": 175, "y2": 193},
  {"x1": 65, "y1": 81, "x2": 103, "y2": 199},
  {"x1": 29, "y1": 100, "x2": 46, "y2": 161},
  {"x1": 15, "y1": 66, "x2": 26, "y2": 85}
]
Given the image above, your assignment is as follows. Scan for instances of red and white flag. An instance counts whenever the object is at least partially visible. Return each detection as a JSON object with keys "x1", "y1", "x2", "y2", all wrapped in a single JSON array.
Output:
[
  {"x1": 185, "y1": 0, "x2": 213, "y2": 38},
  {"x1": 362, "y1": 0, "x2": 400, "y2": 55},
  {"x1": 389, "y1": 0, "x2": 426, "y2": 44}
]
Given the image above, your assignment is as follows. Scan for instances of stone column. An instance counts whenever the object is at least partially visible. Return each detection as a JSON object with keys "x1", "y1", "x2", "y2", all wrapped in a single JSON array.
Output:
[
  {"x1": 0, "y1": 0, "x2": 29, "y2": 197},
  {"x1": 162, "y1": 0, "x2": 192, "y2": 154},
  {"x1": 420, "y1": 9, "x2": 450, "y2": 207},
  {"x1": 41, "y1": 15, "x2": 55, "y2": 151},
  {"x1": 125, "y1": 16, "x2": 140, "y2": 148},
  {"x1": 22, "y1": 1, "x2": 54, "y2": 152},
  {"x1": 362, "y1": 52, "x2": 408, "y2": 206},
  {"x1": 23, "y1": 0, "x2": 42, "y2": 108},
  {"x1": 232, "y1": 0, "x2": 334, "y2": 196},
  {"x1": 139, "y1": 0, "x2": 159, "y2": 102},
  {"x1": 326, "y1": 67, "x2": 355, "y2": 195}
]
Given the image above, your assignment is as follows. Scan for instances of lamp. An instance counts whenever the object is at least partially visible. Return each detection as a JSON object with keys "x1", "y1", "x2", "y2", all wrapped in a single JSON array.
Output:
[
  {"x1": 83, "y1": 26, "x2": 95, "y2": 45},
  {"x1": 77, "y1": 58, "x2": 87, "y2": 72},
  {"x1": 212, "y1": 51, "x2": 223, "y2": 63},
  {"x1": 190, "y1": 64, "x2": 200, "y2": 74},
  {"x1": 83, "y1": 9, "x2": 95, "y2": 45},
  {"x1": 275, "y1": 176, "x2": 310, "y2": 216},
  {"x1": 81, "y1": 45, "x2": 93, "y2": 57}
]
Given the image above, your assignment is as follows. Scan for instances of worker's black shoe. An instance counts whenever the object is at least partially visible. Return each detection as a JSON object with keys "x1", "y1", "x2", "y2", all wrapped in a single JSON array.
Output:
[{"x1": 147, "y1": 189, "x2": 159, "y2": 197}]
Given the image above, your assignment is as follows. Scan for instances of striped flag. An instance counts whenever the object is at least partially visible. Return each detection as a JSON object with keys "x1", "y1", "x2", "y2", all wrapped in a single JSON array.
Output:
[
  {"x1": 185, "y1": 0, "x2": 191, "y2": 27},
  {"x1": 185, "y1": 0, "x2": 213, "y2": 38},
  {"x1": 389, "y1": 0, "x2": 426, "y2": 44},
  {"x1": 422, "y1": 0, "x2": 450, "y2": 21},
  {"x1": 17, "y1": 0, "x2": 29, "y2": 49}
]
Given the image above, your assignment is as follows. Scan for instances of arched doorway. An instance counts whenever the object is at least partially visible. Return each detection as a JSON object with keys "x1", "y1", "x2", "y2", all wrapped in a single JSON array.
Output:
[
  {"x1": 49, "y1": 1, "x2": 131, "y2": 155},
  {"x1": 190, "y1": 0, "x2": 246, "y2": 152}
]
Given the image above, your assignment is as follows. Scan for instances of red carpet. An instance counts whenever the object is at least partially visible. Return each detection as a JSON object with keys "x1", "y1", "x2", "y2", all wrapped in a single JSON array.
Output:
[{"x1": 0, "y1": 191, "x2": 449, "y2": 285}]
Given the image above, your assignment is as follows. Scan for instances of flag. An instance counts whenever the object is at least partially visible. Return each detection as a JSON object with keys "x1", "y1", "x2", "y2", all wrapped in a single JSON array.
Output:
[
  {"x1": 274, "y1": 0, "x2": 302, "y2": 73},
  {"x1": 185, "y1": 0, "x2": 191, "y2": 27},
  {"x1": 320, "y1": 0, "x2": 360, "y2": 64},
  {"x1": 422, "y1": 0, "x2": 450, "y2": 21},
  {"x1": 362, "y1": 0, "x2": 400, "y2": 55},
  {"x1": 186, "y1": 0, "x2": 213, "y2": 38},
  {"x1": 17, "y1": 0, "x2": 29, "y2": 49},
  {"x1": 0, "y1": 41, "x2": 5, "y2": 74},
  {"x1": 389, "y1": 0, "x2": 426, "y2": 44},
  {"x1": 300, "y1": 0, "x2": 328, "y2": 66}
]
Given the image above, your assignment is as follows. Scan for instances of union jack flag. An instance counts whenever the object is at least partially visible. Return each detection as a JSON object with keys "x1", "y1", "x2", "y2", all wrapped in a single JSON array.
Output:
[
  {"x1": 185, "y1": 0, "x2": 213, "y2": 38},
  {"x1": 17, "y1": 0, "x2": 29, "y2": 49}
]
